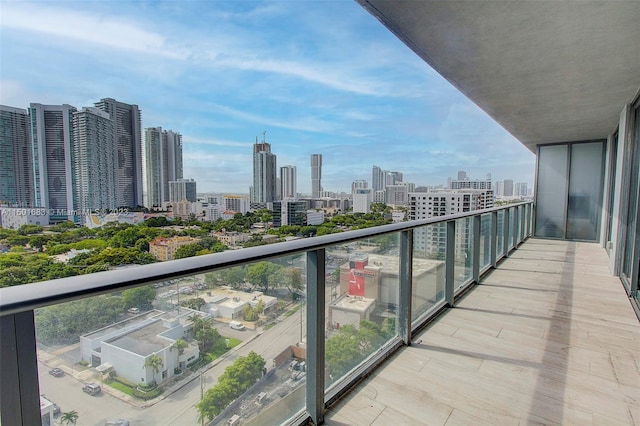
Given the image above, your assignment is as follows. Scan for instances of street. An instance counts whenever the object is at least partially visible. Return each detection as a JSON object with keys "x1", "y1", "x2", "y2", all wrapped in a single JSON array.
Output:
[{"x1": 38, "y1": 307, "x2": 306, "y2": 426}]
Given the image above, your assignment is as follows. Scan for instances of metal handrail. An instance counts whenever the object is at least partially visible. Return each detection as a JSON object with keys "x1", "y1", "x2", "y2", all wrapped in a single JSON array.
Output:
[{"x1": 0, "y1": 202, "x2": 532, "y2": 316}]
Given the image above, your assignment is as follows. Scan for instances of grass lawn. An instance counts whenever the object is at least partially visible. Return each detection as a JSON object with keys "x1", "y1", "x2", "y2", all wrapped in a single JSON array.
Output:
[{"x1": 105, "y1": 379, "x2": 134, "y2": 396}]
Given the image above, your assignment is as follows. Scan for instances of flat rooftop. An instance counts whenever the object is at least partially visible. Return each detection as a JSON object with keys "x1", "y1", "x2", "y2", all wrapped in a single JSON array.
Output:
[{"x1": 106, "y1": 320, "x2": 172, "y2": 356}]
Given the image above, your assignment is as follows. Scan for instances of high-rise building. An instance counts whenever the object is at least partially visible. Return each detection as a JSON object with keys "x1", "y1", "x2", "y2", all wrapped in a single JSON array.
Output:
[
  {"x1": 72, "y1": 107, "x2": 117, "y2": 212},
  {"x1": 94, "y1": 98, "x2": 143, "y2": 208},
  {"x1": 280, "y1": 165, "x2": 297, "y2": 200},
  {"x1": 409, "y1": 189, "x2": 494, "y2": 257},
  {"x1": 351, "y1": 180, "x2": 368, "y2": 192},
  {"x1": 503, "y1": 179, "x2": 514, "y2": 196},
  {"x1": 145, "y1": 127, "x2": 183, "y2": 208},
  {"x1": 0, "y1": 105, "x2": 33, "y2": 207},
  {"x1": 311, "y1": 154, "x2": 322, "y2": 198},
  {"x1": 352, "y1": 188, "x2": 372, "y2": 213},
  {"x1": 372, "y1": 165, "x2": 384, "y2": 191},
  {"x1": 252, "y1": 136, "x2": 277, "y2": 203},
  {"x1": 450, "y1": 175, "x2": 492, "y2": 190},
  {"x1": 145, "y1": 127, "x2": 163, "y2": 208},
  {"x1": 29, "y1": 103, "x2": 77, "y2": 221},
  {"x1": 169, "y1": 178, "x2": 197, "y2": 202}
]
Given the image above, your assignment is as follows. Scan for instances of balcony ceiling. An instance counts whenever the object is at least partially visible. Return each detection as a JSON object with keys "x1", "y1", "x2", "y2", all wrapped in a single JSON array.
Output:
[{"x1": 357, "y1": 0, "x2": 640, "y2": 152}]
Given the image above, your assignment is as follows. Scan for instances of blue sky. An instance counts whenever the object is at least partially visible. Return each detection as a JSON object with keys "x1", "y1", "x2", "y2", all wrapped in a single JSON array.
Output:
[{"x1": 0, "y1": 0, "x2": 535, "y2": 194}]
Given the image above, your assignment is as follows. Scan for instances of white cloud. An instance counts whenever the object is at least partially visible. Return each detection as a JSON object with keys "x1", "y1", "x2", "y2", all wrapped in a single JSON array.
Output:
[{"x1": 1, "y1": 3, "x2": 186, "y2": 59}]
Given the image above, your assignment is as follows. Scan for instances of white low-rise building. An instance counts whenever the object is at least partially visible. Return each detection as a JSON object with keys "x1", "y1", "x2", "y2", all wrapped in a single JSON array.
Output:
[{"x1": 80, "y1": 308, "x2": 206, "y2": 385}]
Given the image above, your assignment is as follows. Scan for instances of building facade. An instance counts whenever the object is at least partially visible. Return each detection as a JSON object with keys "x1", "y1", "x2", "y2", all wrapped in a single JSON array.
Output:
[
  {"x1": 145, "y1": 127, "x2": 183, "y2": 208},
  {"x1": 0, "y1": 105, "x2": 33, "y2": 207},
  {"x1": 280, "y1": 165, "x2": 297, "y2": 200},
  {"x1": 94, "y1": 98, "x2": 143, "y2": 208},
  {"x1": 29, "y1": 103, "x2": 77, "y2": 222},
  {"x1": 310, "y1": 154, "x2": 322, "y2": 198},
  {"x1": 149, "y1": 236, "x2": 201, "y2": 261},
  {"x1": 252, "y1": 139, "x2": 277, "y2": 203},
  {"x1": 72, "y1": 107, "x2": 117, "y2": 212},
  {"x1": 169, "y1": 178, "x2": 196, "y2": 203}
]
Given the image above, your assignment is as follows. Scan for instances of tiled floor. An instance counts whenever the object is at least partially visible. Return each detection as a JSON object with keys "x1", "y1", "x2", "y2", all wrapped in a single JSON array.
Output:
[{"x1": 325, "y1": 239, "x2": 640, "y2": 425}]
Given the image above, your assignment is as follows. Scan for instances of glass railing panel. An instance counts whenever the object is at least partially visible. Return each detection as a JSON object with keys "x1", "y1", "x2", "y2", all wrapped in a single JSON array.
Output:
[
  {"x1": 454, "y1": 217, "x2": 473, "y2": 290},
  {"x1": 497, "y1": 210, "x2": 505, "y2": 258},
  {"x1": 35, "y1": 255, "x2": 307, "y2": 426},
  {"x1": 479, "y1": 213, "x2": 492, "y2": 270},
  {"x1": 324, "y1": 233, "x2": 400, "y2": 391},
  {"x1": 411, "y1": 223, "x2": 446, "y2": 322}
]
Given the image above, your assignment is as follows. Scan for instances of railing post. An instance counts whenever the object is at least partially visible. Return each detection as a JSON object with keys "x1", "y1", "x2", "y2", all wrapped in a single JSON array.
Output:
[
  {"x1": 445, "y1": 220, "x2": 456, "y2": 306},
  {"x1": 399, "y1": 230, "x2": 413, "y2": 345},
  {"x1": 472, "y1": 215, "x2": 481, "y2": 283},
  {"x1": 306, "y1": 249, "x2": 326, "y2": 425},
  {"x1": 503, "y1": 208, "x2": 510, "y2": 257},
  {"x1": 0, "y1": 311, "x2": 41, "y2": 426},
  {"x1": 490, "y1": 211, "x2": 498, "y2": 268},
  {"x1": 521, "y1": 205, "x2": 526, "y2": 242},
  {"x1": 514, "y1": 206, "x2": 520, "y2": 248}
]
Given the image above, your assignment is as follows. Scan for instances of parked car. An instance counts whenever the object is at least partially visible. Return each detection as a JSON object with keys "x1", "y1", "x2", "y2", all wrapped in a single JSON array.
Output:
[
  {"x1": 229, "y1": 320, "x2": 245, "y2": 330},
  {"x1": 49, "y1": 368, "x2": 64, "y2": 377},
  {"x1": 82, "y1": 383, "x2": 101, "y2": 395},
  {"x1": 105, "y1": 420, "x2": 129, "y2": 426},
  {"x1": 52, "y1": 403, "x2": 60, "y2": 415}
]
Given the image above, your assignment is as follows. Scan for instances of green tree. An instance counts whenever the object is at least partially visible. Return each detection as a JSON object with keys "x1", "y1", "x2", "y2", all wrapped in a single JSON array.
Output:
[
  {"x1": 173, "y1": 339, "x2": 188, "y2": 355},
  {"x1": 277, "y1": 267, "x2": 303, "y2": 298},
  {"x1": 181, "y1": 297, "x2": 206, "y2": 311},
  {"x1": 325, "y1": 320, "x2": 390, "y2": 380},
  {"x1": 174, "y1": 243, "x2": 202, "y2": 259},
  {"x1": 59, "y1": 410, "x2": 79, "y2": 425},
  {"x1": 17, "y1": 224, "x2": 43, "y2": 235},
  {"x1": 144, "y1": 354, "x2": 164, "y2": 384},
  {"x1": 196, "y1": 352, "x2": 265, "y2": 422},
  {"x1": 122, "y1": 285, "x2": 156, "y2": 310},
  {"x1": 245, "y1": 261, "x2": 281, "y2": 294}
]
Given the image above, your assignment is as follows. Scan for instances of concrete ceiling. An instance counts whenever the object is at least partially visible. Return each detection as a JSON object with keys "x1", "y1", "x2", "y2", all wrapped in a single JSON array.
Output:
[{"x1": 357, "y1": 0, "x2": 640, "y2": 152}]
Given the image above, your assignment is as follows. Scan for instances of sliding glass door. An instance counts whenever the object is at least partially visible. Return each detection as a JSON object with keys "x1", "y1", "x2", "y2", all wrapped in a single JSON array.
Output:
[{"x1": 535, "y1": 141, "x2": 605, "y2": 241}]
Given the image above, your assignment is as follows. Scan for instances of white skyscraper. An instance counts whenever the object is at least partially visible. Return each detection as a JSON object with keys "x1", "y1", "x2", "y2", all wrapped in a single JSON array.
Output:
[
  {"x1": 280, "y1": 165, "x2": 297, "y2": 199},
  {"x1": 94, "y1": 98, "x2": 143, "y2": 208},
  {"x1": 372, "y1": 165, "x2": 384, "y2": 191},
  {"x1": 72, "y1": 107, "x2": 117, "y2": 212},
  {"x1": 311, "y1": 154, "x2": 322, "y2": 198},
  {"x1": 252, "y1": 136, "x2": 277, "y2": 204},
  {"x1": 29, "y1": 103, "x2": 77, "y2": 221},
  {"x1": 145, "y1": 127, "x2": 183, "y2": 208}
]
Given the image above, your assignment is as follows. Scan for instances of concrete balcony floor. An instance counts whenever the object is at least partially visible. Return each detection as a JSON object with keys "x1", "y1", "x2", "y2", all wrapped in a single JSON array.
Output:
[{"x1": 325, "y1": 239, "x2": 640, "y2": 425}]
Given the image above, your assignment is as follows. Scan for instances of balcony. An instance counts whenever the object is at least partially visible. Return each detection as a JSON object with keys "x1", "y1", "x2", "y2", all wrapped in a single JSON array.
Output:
[
  {"x1": 325, "y1": 238, "x2": 640, "y2": 425},
  {"x1": 0, "y1": 203, "x2": 523, "y2": 424},
  {"x1": 2, "y1": 2, "x2": 639, "y2": 425}
]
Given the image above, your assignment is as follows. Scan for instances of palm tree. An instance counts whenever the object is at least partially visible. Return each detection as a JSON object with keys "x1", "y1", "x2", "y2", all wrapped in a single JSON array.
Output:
[
  {"x1": 143, "y1": 354, "x2": 164, "y2": 383},
  {"x1": 59, "y1": 410, "x2": 79, "y2": 425}
]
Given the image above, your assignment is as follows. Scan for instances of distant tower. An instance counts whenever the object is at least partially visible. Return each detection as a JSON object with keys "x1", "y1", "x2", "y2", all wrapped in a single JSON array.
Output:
[
  {"x1": 372, "y1": 165, "x2": 384, "y2": 191},
  {"x1": 280, "y1": 165, "x2": 297, "y2": 199},
  {"x1": 311, "y1": 154, "x2": 322, "y2": 198},
  {"x1": 145, "y1": 127, "x2": 183, "y2": 208},
  {"x1": 29, "y1": 103, "x2": 77, "y2": 221},
  {"x1": 0, "y1": 105, "x2": 33, "y2": 207},
  {"x1": 72, "y1": 107, "x2": 117, "y2": 212},
  {"x1": 252, "y1": 132, "x2": 277, "y2": 203},
  {"x1": 94, "y1": 98, "x2": 143, "y2": 208}
]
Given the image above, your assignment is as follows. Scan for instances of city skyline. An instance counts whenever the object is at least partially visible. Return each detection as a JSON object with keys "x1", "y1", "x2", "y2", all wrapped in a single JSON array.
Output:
[{"x1": 0, "y1": 1, "x2": 535, "y2": 194}]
